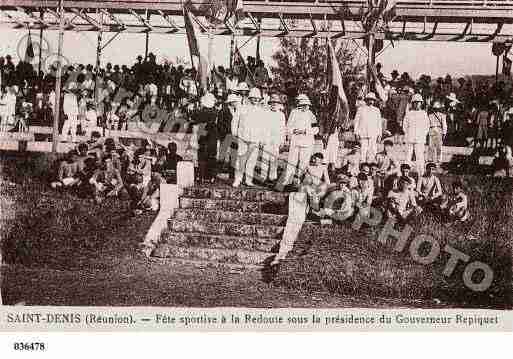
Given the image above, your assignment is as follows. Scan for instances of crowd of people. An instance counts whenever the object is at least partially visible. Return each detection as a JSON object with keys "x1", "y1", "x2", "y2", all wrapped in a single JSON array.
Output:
[{"x1": 1, "y1": 51, "x2": 513, "y2": 218}]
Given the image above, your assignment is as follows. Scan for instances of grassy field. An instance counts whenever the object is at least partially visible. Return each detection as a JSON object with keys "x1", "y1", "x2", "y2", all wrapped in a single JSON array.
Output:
[{"x1": 1, "y1": 151, "x2": 511, "y2": 308}]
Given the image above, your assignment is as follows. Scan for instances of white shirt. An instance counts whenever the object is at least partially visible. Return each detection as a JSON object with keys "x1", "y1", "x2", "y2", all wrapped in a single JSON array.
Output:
[
  {"x1": 63, "y1": 93, "x2": 78, "y2": 116},
  {"x1": 264, "y1": 109, "x2": 286, "y2": 145},
  {"x1": 287, "y1": 108, "x2": 318, "y2": 147},
  {"x1": 233, "y1": 104, "x2": 263, "y2": 143},
  {"x1": 403, "y1": 109, "x2": 430, "y2": 143},
  {"x1": 353, "y1": 105, "x2": 382, "y2": 138}
]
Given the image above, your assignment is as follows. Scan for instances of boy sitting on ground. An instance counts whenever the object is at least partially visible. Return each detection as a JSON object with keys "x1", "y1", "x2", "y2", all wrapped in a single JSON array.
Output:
[
  {"x1": 416, "y1": 162, "x2": 443, "y2": 209},
  {"x1": 374, "y1": 139, "x2": 398, "y2": 194},
  {"x1": 386, "y1": 176, "x2": 422, "y2": 223},
  {"x1": 89, "y1": 155, "x2": 125, "y2": 204},
  {"x1": 440, "y1": 180, "x2": 469, "y2": 222},
  {"x1": 353, "y1": 172, "x2": 374, "y2": 220},
  {"x1": 341, "y1": 142, "x2": 361, "y2": 187},
  {"x1": 51, "y1": 152, "x2": 81, "y2": 190},
  {"x1": 314, "y1": 174, "x2": 355, "y2": 223},
  {"x1": 300, "y1": 152, "x2": 331, "y2": 212},
  {"x1": 128, "y1": 172, "x2": 166, "y2": 215}
]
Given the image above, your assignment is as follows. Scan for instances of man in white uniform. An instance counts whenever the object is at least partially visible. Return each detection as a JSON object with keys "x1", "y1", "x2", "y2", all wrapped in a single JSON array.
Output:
[
  {"x1": 231, "y1": 87, "x2": 263, "y2": 187},
  {"x1": 353, "y1": 92, "x2": 382, "y2": 163},
  {"x1": 282, "y1": 94, "x2": 319, "y2": 187},
  {"x1": 61, "y1": 85, "x2": 79, "y2": 142},
  {"x1": 261, "y1": 94, "x2": 286, "y2": 183},
  {"x1": 403, "y1": 93, "x2": 430, "y2": 176}
]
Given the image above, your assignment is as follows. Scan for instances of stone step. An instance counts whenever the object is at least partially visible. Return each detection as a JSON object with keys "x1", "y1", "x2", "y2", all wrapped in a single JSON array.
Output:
[
  {"x1": 151, "y1": 243, "x2": 272, "y2": 266},
  {"x1": 174, "y1": 208, "x2": 288, "y2": 226},
  {"x1": 182, "y1": 185, "x2": 288, "y2": 204},
  {"x1": 161, "y1": 231, "x2": 280, "y2": 252},
  {"x1": 168, "y1": 219, "x2": 284, "y2": 239},
  {"x1": 179, "y1": 197, "x2": 288, "y2": 215},
  {"x1": 149, "y1": 256, "x2": 262, "y2": 272}
]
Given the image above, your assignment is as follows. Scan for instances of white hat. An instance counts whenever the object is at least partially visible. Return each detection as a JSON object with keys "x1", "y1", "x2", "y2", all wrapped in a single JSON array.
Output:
[
  {"x1": 365, "y1": 92, "x2": 377, "y2": 101},
  {"x1": 411, "y1": 93, "x2": 423, "y2": 103},
  {"x1": 296, "y1": 93, "x2": 311, "y2": 105},
  {"x1": 200, "y1": 92, "x2": 216, "y2": 108},
  {"x1": 225, "y1": 93, "x2": 240, "y2": 104},
  {"x1": 446, "y1": 92, "x2": 460, "y2": 103},
  {"x1": 248, "y1": 87, "x2": 262, "y2": 99},
  {"x1": 236, "y1": 82, "x2": 249, "y2": 92},
  {"x1": 432, "y1": 101, "x2": 443, "y2": 109}
]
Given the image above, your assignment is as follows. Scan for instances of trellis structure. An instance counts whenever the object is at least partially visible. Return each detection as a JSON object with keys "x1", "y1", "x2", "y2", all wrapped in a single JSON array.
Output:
[
  {"x1": 0, "y1": 1, "x2": 513, "y2": 41},
  {"x1": 1, "y1": 0, "x2": 513, "y2": 153}
]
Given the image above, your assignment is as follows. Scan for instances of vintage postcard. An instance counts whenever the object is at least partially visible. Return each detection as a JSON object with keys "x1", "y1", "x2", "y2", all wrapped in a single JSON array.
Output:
[{"x1": 0, "y1": 0, "x2": 512, "y2": 338}]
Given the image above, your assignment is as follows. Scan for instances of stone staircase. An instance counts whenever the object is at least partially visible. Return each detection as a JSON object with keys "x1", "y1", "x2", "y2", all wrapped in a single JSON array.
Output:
[{"x1": 152, "y1": 185, "x2": 289, "y2": 270}]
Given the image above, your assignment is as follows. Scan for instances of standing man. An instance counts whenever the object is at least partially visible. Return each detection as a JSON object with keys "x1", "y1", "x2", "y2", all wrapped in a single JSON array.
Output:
[
  {"x1": 261, "y1": 94, "x2": 286, "y2": 183},
  {"x1": 428, "y1": 101, "x2": 447, "y2": 166},
  {"x1": 403, "y1": 93, "x2": 430, "y2": 176},
  {"x1": 353, "y1": 92, "x2": 382, "y2": 163},
  {"x1": 62, "y1": 85, "x2": 79, "y2": 142},
  {"x1": 282, "y1": 94, "x2": 318, "y2": 187},
  {"x1": 231, "y1": 88, "x2": 263, "y2": 187}
]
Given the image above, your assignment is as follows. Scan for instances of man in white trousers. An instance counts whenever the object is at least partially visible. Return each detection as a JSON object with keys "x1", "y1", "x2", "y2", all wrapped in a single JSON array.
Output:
[
  {"x1": 231, "y1": 87, "x2": 263, "y2": 187},
  {"x1": 62, "y1": 85, "x2": 79, "y2": 142},
  {"x1": 353, "y1": 92, "x2": 382, "y2": 163},
  {"x1": 282, "y1": 94, "x2": 318, "y2": 187},
  {"x1": 261, "y1": 94, "x2": 286, "y2": 183},
  {"x1": 403, "y1": 93, "x2": 430, "y2": 176}
]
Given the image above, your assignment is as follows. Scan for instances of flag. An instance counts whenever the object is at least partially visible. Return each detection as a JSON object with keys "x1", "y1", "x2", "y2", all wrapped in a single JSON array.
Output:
[
  {"x1": 183, "y1": 3, "x2": 209, "y2": 92},
  {"x1": 25, "y1": 31, "x2": 35, "y2": 63},
  {"x1": 503, "y1": 55, "x2": 512, "y2": 77},
  {"x1": 225, "y1": 0, "x2": 244, "y2": 29},
  {"x1": 380, "y1": 0, "x2": 397, "y2": 22},
  {"x1": 325, "y1": 40, "x2": 350, "y2": 137},
  {"x1": 368, "y1": 59, "x2": 388, "y2": 102},
  {"x1": 234, "y1": 46, "x2": 255, "y2": 87}
]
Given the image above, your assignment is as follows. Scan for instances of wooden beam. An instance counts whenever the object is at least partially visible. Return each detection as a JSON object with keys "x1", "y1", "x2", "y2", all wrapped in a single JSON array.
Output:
[
  {"x1": 69, "y1": 8, "x2": 101, "y2": 29},
  {"x1": 129, "y1": 8, "x2": 153, "y2": 31},
  {"x1": 100, "y1": 9, "x2": 126, "y2": 29},
  {"x1": 247, "y1": 12, "x2": 260, "y2": 32},
  {"x1": 157, "y1": 10, "x2": 179, "y2": 31},
  {"x1": 278, "y1": 13, "x2": 289, "y2": 34}
]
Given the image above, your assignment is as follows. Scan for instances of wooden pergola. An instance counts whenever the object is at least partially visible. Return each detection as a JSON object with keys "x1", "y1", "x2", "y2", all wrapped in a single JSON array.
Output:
[
  {"x1": 1, "y1": 0, "x2": 513, "y2": 153},
  {"x1": 1, "y1": 1, "x2": 513, "y2": 41}
]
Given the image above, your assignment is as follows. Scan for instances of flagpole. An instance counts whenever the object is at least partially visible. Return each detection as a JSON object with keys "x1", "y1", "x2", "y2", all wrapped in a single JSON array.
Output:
[
  {"x1": 229, "y1": 33, "x2": 235, "y2": 72},
  {"x1": 183, "y1": 2, "x2": 201, "y2": 98},
  {"x1": 38, "y1": 10, "x2": 44, "y2": 77},
  {"x1": 52, "y1": 0, "x2": 65, "y2": 154}
]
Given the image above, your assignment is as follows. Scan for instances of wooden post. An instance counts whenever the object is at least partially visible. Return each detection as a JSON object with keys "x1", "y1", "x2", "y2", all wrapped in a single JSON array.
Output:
[
  {"x1": 229, "y1": 33, "x2": 235, "y2": 71},
  {"x1": 144, "y1": 10, "x2": 150, "y2": 59},
  {"x1": 496, "y1": 55, "x2": 500, "y2": 84},
  {"x1": 95, "y1": 10, "x2": 103, "y2": 106},
  {"x1": 38, "y1": 10, "x2": 44, "y2": 77},
  {"x1": 52, "y1": 0, "x2": 65, "y2": 154},
  {"x1": 366, "y1": 32, "x2": 375, "y2": 86}
]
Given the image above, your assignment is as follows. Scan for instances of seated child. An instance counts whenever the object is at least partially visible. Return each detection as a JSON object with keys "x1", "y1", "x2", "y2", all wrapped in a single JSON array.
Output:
[
  {"x1": 89, "y1": 155, "x2": 125, "y2": 204},
  {"x1": 50, "y1": 152, "x2": 80, "y2": 189},
  {"x1": 440, "y1": 180, "x2": 469, "y2": 222},
  {"x1": 353, "y1": 172, "x2": 374, "y2": 219},
  {"x1": 492, "y1": 144, "x2": 513, "y2": 177},
  {"x1": 341, "y1": 142, "x2": 361, "y2": 187},
  {"x1": 416, "y1": 162, "x2": 443, "y2": 208},
  {"x1": 300, "y1": 152, "x2": 331, "y2": 212},
  {"x1": 128, "y1": 172, "x2": 166, "y2": 214},
  {"x1": 315, "y1": 174, "x2": 355, "y2": 222},
  {"x1": 386, "y1": 176, "x2": 422, "y2": 223},
  {"x1": 385, "y1": 163, "x2": 416, "y2": 194}
]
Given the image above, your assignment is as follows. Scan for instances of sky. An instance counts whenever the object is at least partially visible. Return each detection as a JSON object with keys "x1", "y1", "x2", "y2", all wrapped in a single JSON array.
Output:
[{"x1": 0, "y1": 28, "x2": 499, "y2": 79}]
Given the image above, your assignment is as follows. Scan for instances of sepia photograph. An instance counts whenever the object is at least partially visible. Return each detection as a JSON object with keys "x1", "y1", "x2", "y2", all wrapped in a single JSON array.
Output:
[{"x1": 0, "y1": 0, "x2": 511, "y2": 314}]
